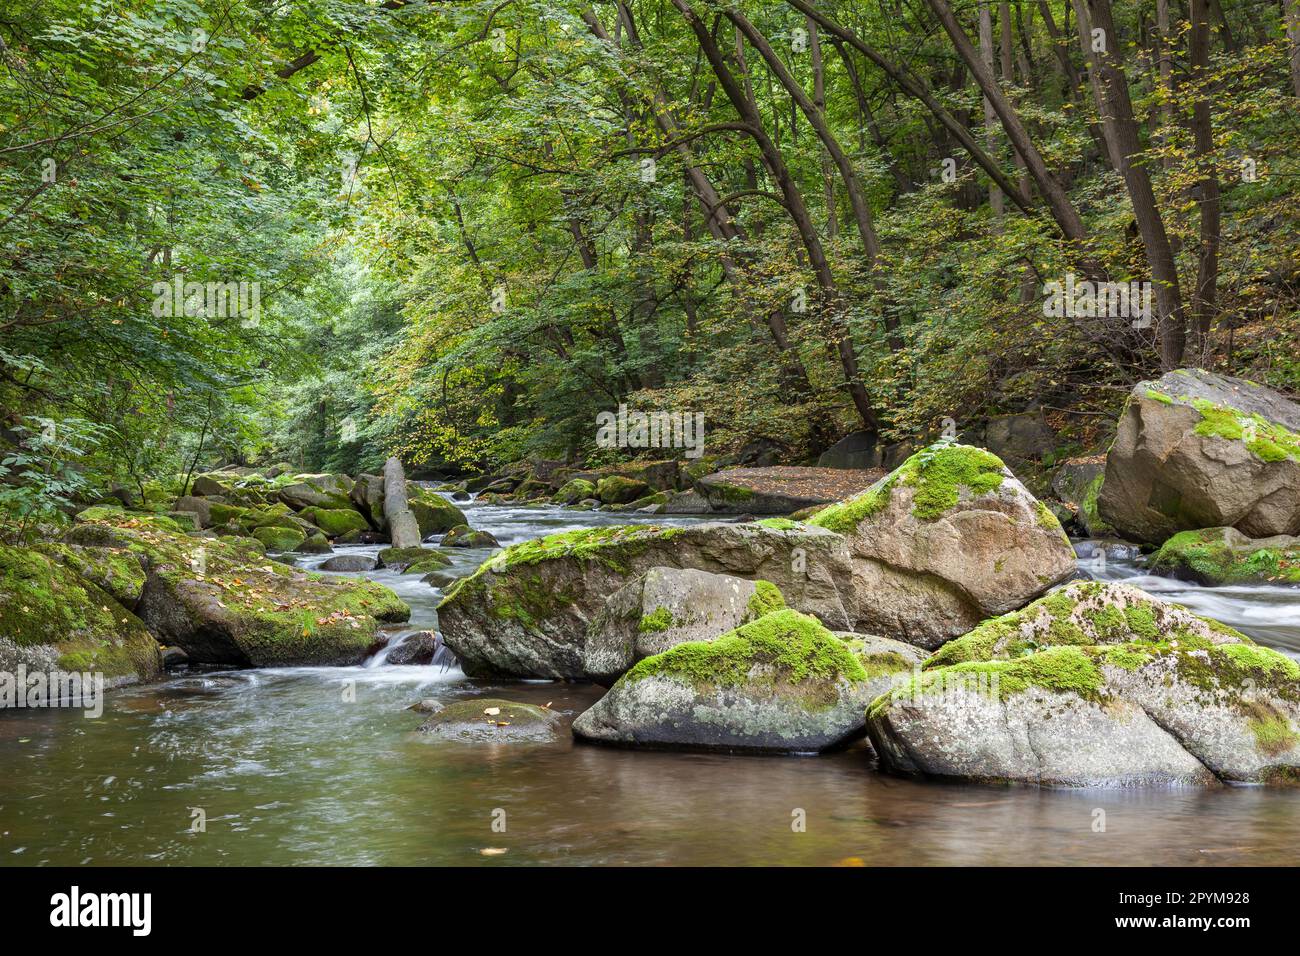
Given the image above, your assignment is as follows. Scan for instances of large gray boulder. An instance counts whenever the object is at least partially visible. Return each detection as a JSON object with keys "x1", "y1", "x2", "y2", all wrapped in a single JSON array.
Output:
[
  {"x1": 867, "y1": 581, "x2": 1300, "y2": 787},
  {"x1": 437, "y1": 521, "x2": 855, "y2": 680},
  {"x1": 582, "y1": 568, "x2": 788, "y2": 684},
  {"x1": 1098, "y1": 369, "x2": 1300, "y2": 543},
  {"x1": 808, "y1": 443, "x2": 1077, "y2": 648},
  {"x1": 572, "y1": 609, "x2": 915, "y2": 753}
]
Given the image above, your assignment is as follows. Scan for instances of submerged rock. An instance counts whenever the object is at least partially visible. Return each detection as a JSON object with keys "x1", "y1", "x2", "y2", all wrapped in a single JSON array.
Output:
[
  {"x1": 384, "y1": 630, "x2": 440, "y2": 665},
  {"x1": 1099, "y1": 369, "x2": 1300, "y2": 543},
  {"x1": 437, "y1": 521, "x2": 854, "y2": 681},
  {"x1": 867, "y1": 581, "x2": 1300, "y2": 786},
  {"x1": 418, "y1": 698, "x2": 560, "y2": 742},
  {"x1": 572, "y1": 609, "x2": 911, "y2": 753},
  {"x1": 320, "y1": 554, "x2": 378, "y2": 573},
  {"x1": 809, "y1": 443, "x2": 1077, "y2": 648}
]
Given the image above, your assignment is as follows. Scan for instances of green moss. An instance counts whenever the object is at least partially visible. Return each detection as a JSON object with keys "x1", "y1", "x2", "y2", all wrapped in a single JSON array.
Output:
[
  {"x1": 403, "y1": 553, "x2": 453, "y2": 575},
  {"x1": 892, "y1": 646, "x2": 1106, "y2": 707},
  {"x1": 624, "y1": 609, "x2": 868, "y2": 696},
  {"x1": 554, "y1": 478, "x2": 596, "y2": 505},
  {"x1": 252, "y1": 524, "x2": 307, "y2": 552},
  {"x1": 0, "y1": 545, "x2": 158, "y2": 678},
  {"x1": 1190, "y1": 398, "x2": 1300, "y2": 463},
  {"x1": 708, "y1": 481, "x2": 755, "y2": 503},
  {"x1": 1152, "y1": 528, "x2": 1300, "y2": 586},
  {"x1": 439, "y1": 524, "x2": 686, "y2": 607},
  {"x1": 746, "y1": 579, "x2": 786, "y2": 618},
  {"x1": 1122, "y1": 604, "x2": 1160, "y2": 642},
  {"x1": 1145, "y1": 388, "x2": 1175, "y2": 405},
  {"x1": 489, "y1": 572, "x2": 578, "y2": 628},
  {"x1": 1244, "y1": 702, "x2": 1300, "y2": 756},
  {"x1": 756, "y1": 517, "x2": 799, "y2": 531},
  {"x1": 812, "y1": 443, "x2": 1006, "y2": 529},
  {"x1": 300, "y1": 507, "x2": 369, "y2": 537},
  {"x1": 638, "y1": 606, "x2": 674, "y2": 633}
]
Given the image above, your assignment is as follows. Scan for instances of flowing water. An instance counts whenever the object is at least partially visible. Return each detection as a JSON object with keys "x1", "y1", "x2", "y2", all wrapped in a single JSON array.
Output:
[{"x1": 3, "y1": 499, "x2": 1300, "y2": 866}]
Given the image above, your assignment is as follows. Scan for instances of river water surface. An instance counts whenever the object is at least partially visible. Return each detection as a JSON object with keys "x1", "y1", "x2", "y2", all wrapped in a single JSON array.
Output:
[{"x1": 3, "y1": 499, "x2": 1300, "y2": 866}]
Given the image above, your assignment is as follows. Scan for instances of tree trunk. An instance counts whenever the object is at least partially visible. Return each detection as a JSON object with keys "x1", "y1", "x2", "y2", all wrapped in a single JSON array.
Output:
[
  {"x1": 1082, "y1": 0, "x2": 1187, "y2": 368},
  {"x1": 1189, "y1": 0, "x2": 1220, "y2": 356},
  {"x1": 674, "y1": 0, "x2": 880, "y2": 431},
  {"x1": 1288, "y1": 0, "x2": 1300, "y2": 97},
  {"x1": 925, "y1": 0, "x2": 1096, "y2": 258},
  {"x1": 979, "y1": 2, "x2": 1004, "y2": 223}
]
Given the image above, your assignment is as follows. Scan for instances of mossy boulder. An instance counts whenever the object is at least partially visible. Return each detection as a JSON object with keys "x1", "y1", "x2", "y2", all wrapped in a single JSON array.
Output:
[
  {"x1": 572, "y1": 609, "x2": 900, "y2": 753},
  {"x1": 808, "y1": 442, "x2": 1076, "y2": 648},
  {"x1": 377, "y1": 546, "x2": 435, "y2": 572},
  {"x1": 867, "y1": 581, "x2": 1300, "y2": 786},
  {"x1": 296, "y1": 532, "x2": 333, "y2": 554},
  {"x1": 403, "y1": 553, "x2": 453, "y2": 575},
  {"x1": 74, "y1": 506, "x2": 184, "y2": 534},
  {"x1": 581, "y1": 568, "x2": 790, "y2": 685},
  {"x1": 554, "y1": 478, "x2": 596, "y2": 505},
  {"x1": 64, "y1": 512, "x2": 409, "y2": 666},
  {"x1": 298, "y1": 507, "x2": 370, "y2": 538},
  {"x1": 1099, "y1": 369, "x2": 1300, "y2": 543},
  {"x1": 596, "y1": 475, "x2": 650, "y2": 505},
  {"x1": 1150, "y1": 527, "x2": 1300, "y2": 586},
  {"x1": 417, "y1": 698, "x2": 561, "y2": 742},
  {"x1": 252, "y1": 524, "x2": 307, "y2": 553},
  {"x1": 37, "y1": 542, "x2": 147, "y2": 609},
  {"x1": 0, "y1": 545, "x2": 162, "y2": 687},
  {"x1": 440, "y1": 524, "x2": 499, "y2": 548},
  {"x1": 437, "y1": 522, "x2": 855, "y2": 681},
  {"x1": 406, "y1": 483, "x2": 467, "y2": 538},
  {"x1": 279, "y1": 473, "x2": 355, "y2": 512}
]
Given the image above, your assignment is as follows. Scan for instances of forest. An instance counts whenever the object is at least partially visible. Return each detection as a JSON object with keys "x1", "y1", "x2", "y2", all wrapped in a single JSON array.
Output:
[{"x1": 3, "y1": 0, "x2": 1297, "y2": 510}]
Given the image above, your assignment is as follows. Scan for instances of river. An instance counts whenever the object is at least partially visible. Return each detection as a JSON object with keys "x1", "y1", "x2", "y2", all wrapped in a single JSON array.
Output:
[{"x1": 3, "y1": 498, "x2": 1300, "y2": 866}]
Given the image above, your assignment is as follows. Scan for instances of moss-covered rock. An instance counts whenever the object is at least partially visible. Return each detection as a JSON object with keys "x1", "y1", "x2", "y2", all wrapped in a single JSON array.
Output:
[
  {"x1": 440, "y1": 524, "x2": 500, "y2": 548},
  {"x1": 406, "y1": 483, "x2": 467, "y2": 538},
  {"x1": 0, "y1": 545, "x2": 162, "y2": 685},
  {"x1": 808, "y1": 443, "x2": 1077, "y2": 648},
  {"x1": 1150, "y1": 527, "x2": 1300, "y2": 586},
  {"x1": 377, "y1": 546, "x2": 434, "y2": 571},
  {"x1": 297, "y1": 507, "x2": 370, "y2": 538},
  {"x1": 925, "y1": 580, "x2": 1247, "y2": 668},
  {"x1": 1099, "y1": 369, "x2": 1300, "y2": 543},
  {"x1": 403, "y1": 552, "x2": 453, "y2": 575},
  {"x1": 279, "y1": 473, "x2": 355, "y2": 512},
  {"x1": 867, "y1": 581, "x2": 1300, "y2": 786},
  {"x1": 437, "y1": 522, "x2": 855, "y2": 680},
  {"x1": 596, "y1": 475, "x2": 650, "y2": 505},
  {"x1": 36, "y1": 542, "x2": 147, "y2": 609},
  {"x1": 554, "y1": 478, "x2": 596, "y2": 505},
  {"x1": 60, "y1": 511, "x2": 409, "y2": 667},
  {"x1": 572, "y1": 609, "x2": 886, "y2": 753},
  {"x1": 252, "y1": 524, "x2": 307, "y2": 552}
]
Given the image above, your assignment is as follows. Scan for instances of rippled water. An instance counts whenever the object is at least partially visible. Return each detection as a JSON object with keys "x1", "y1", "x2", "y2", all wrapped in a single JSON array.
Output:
[{"x1": 3, "y1": 500, "x2": 1300, "y2": 866}]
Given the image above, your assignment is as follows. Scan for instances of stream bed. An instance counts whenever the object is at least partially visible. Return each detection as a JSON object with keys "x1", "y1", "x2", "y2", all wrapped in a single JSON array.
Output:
[{"x1": 3, "y1": 499, "x2": 1300, "y2": 866}]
